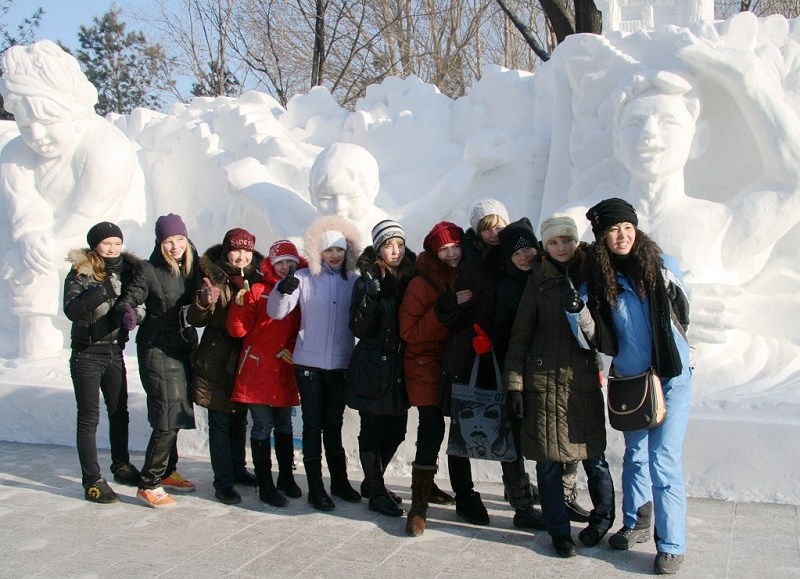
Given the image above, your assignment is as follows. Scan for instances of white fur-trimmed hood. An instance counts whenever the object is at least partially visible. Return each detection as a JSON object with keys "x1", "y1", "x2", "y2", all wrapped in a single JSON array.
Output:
[{"x1": 303, "y1": 215, "x2": 363, "y2": 275}]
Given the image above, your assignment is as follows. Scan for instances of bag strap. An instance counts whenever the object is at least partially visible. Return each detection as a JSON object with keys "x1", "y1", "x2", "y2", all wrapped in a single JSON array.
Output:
[{"x1": 468, "y1": 351, "x2": 503, "y2": 391}]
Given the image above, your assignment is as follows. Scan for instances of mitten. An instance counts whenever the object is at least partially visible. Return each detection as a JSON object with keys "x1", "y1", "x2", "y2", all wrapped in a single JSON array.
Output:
[
  {"x1": 277, "y1": 272, "x2": 300, "y2": 295},
  {"x1": 561, "y1": 276, "x2": 584, "y2": 314},
  {"x1": 364, "y1": 272, "x2": 381, "y2": 298},
  {"x1": 472, "y1": 323, "x2": 493, "y2": 354},
  {"x1": 234, "y1": 280, "x2": 252, "y2": 307},
  {"x1": 121, "y1": 303, "x2": 137, "y2": 331}
]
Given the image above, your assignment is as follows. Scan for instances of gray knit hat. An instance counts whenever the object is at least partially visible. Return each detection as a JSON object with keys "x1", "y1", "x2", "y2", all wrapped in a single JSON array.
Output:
[
  {"x1": 469, "y1": 198, "x2": 509, "y2": 232},
  {"x1": 540, "y1": 214, "x2": 579, "y2": 248}
]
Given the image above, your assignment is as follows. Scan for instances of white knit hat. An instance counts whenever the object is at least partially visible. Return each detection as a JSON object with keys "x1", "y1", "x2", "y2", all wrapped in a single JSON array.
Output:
[
  {"x1": 469, "y1": 198, "x2": 509, "y2": 232},
  {"x1": 320, "y1": 230, "x2": 347, "y2": 251},
  {"x1": 540, "y1": 214, "x2": 579, "y2": 248}
]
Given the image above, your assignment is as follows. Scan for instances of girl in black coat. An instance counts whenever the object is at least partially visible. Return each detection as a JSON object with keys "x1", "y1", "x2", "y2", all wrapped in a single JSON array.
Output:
[
  {"x1": 347, "y1": 220, "x2": 415, "y2": 517},
  {"x1": 63, "y1": 222, "x2": 141, "y2": 504},
  {"x1": 116, "y1": 213, "x2": 201, "y2": 509}
]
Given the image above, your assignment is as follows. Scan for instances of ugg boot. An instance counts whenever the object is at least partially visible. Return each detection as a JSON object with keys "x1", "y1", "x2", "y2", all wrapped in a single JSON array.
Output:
[
  {"x1": 251, "y1": 438, "x2": 287, "y2": 507},
  {"x1": 327, "y1": 451, "x2": 361, "y2": 502},
  {"x1": 360, "y1": 451, "x2": 403, "y2": 517},
  {"x1": 406, "y1": 463, "x2": 436, "y2": 536},
  {"x1": 502, "y1": 460, "x2": 546, "y2": 530},
  {"x1": 274, "y1": 433, "x2": 302, "y2": 498},
  {"x1": 304, "y1": 458, "x2": 335, "y2": 511}
]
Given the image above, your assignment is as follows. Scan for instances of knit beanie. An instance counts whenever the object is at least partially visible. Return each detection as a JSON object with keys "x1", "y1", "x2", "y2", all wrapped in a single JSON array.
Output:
[
  {"x1": 540, "y1": 214, "x2": 579, "y2": 248},
  {"x1": 423, "y1": 221, "x2": 464, "y2": 253},
  {"x1": 586, "y1": 198, "x2": 638, "y2": 239},
  {"x1": 320, "y1": 230, "x2": 348, "y2": 251},
  {"x1": 87, "y1": 221, "x2": 123, "y2": 249},
  {"x1": 469, "y1": 198, "x2": 509, "y2": 232},
  {"x1": 269, "y1": 240, "x2": 301, "y2": 265},
  {"x1": 371, "y1": 219, "x2": 405, "y2": 251},
  {"x1": 155, "y1": 213, "x2": 188, "y2": 242},
  {"x1": 498, "y1": 218, "x2": 538, "y2": 257},
  {"x1": 222, "y1": 228, "x2": 256, "y2": 254}
]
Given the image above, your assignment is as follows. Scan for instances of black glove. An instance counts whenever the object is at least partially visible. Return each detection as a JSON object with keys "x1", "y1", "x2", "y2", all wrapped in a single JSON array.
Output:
[
  {"x1": 561, "y1": 276, "x2": 584, "y2": 314},
  {"x1": 277, "y1": 271, "x2": 300, "y2": 295},
  {"x1": 435, "y1": 286, "x2": 458, "y2": 316},
  {"x1": 507, "y1": 391, "x2": 524, "y2": 419},
  {"x1": 364, "y1": 272, "x2": 381, "y2": 298}
]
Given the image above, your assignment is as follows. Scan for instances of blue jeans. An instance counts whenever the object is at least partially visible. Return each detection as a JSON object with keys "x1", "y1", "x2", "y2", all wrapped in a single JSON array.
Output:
[
  {"x1": 207, "y1": 409, "x2": 249, "y2": 490},
  {"x1": 250, "y1": 404, "x2": 293, "y2": 440},
  {"x1": 621, "y1": 377, "x2": 692, "y2": 555},
  {"x1": 295, "y1": 366, "x2": 346, "y2": 460},
  {"x1": 537, "y1": 455, "x2": 615, "y2": 537},
  {"x1": 69, "y1": 349, "x2": 130, "y2": 487}
]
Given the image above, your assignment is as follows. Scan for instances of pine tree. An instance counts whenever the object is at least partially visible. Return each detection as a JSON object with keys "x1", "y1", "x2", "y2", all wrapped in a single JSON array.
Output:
[
  {"x1": 77, "y1": 9, "x2": 172, "y2": 115},
  {"x1": 0, "y1": 1, "x2": 44, "y2": 119}
]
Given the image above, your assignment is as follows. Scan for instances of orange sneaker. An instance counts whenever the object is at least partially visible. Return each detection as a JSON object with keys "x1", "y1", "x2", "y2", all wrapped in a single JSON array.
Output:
[
  {"x1": 137, "y1": 487, "x2": 176, "y2": 509},
  {"x1": 161, "y1": 471, "x2": 196, "y2": 492}
]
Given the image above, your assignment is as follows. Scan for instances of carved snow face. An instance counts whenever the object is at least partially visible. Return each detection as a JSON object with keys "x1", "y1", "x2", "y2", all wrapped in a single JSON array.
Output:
[
  {"x1": 312, "y1": 180, "x2": 374, "y2": 222},
  {"x1": 614, "y1": 93, "x2": 697, "y2": 182},
  {"x1": 12, "y1": 99, "x2": 84, "y2": 159}
]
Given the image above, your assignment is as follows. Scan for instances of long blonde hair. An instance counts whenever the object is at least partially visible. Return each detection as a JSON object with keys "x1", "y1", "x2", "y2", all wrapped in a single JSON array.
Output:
[
  {"x1": 86, "y1": 251, "x2": 108, "y2": 282},
  {"x1": 160, "y1": 239, "x2": 194, "y2": 278}
]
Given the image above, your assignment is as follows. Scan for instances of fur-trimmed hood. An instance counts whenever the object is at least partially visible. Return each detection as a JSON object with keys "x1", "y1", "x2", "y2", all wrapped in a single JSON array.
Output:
[
  {"x1": 66, "y1": 248, "x2": 140, "y2": 278},
  {"x1": 303, "y1": 215, "x2": 363, "y2": 275},
  {"x1": 198, "y1": 243, "x2": 265, "y2": 286}
]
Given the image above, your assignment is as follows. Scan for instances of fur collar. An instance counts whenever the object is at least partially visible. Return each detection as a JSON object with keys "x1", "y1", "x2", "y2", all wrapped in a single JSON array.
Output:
[
  {"x1": 414, "y1": 250, "x2": 457, "y2": 293},
  {"x1": 303, "y1": 215, "x2": 363, "y2": 275},
  {"x1": 199, "y1": 243, "x2": 265, "y2": 285},
  {"x1": 66, "y1": 248, "x2": 140, "y2": 278}
]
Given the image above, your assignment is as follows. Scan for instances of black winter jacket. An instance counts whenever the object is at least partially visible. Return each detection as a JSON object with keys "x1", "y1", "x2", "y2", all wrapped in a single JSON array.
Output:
[
  {"x1": 346, "y1": 246, "x2": 415, "y2": 415},
  {"x1": 63, "y1": 249, "x2": 139, "y2": 351}
]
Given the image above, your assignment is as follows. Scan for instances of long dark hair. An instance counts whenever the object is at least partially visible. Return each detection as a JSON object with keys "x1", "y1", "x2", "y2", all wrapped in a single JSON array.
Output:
[{"x1": 586, "y1": 228, "x2": 665, "y2": 308}]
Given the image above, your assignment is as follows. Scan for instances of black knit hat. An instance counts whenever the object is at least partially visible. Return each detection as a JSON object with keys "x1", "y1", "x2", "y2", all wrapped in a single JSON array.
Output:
[
  {"x1": 498, "y1": 217, "x2": 538, "y2": 257},
  {"x1": 586, "y1": 198, "x2": 638, "y2": 239},
  {"x1": 87, "y1": 221, "x2": 123, "y2": 249}
]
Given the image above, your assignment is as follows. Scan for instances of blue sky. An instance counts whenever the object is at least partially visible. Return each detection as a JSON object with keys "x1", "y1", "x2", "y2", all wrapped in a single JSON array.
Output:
[{"x1": 7, "y1": 0, "x2": 118, "y2": 50}]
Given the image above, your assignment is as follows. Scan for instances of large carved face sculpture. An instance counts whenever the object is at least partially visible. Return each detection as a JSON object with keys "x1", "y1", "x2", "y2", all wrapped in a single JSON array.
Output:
[
  {"x1": 614, "y1": 92, "x2": 697, "y2": 183},
  {"x1": 12, "y1": 98, "x2": 85, "y2": 159}
]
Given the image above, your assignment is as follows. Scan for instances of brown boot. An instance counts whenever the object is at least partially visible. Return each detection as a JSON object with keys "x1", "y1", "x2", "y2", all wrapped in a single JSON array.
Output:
[{"x1": 406, "y1": 463, "x2": 436, "y2": 537}]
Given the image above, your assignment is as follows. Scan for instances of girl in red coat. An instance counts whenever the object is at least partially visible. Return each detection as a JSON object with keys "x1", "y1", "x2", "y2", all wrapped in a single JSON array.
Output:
[{"x1": 227, "y1": 240, "x2": 307, "y2": 507}]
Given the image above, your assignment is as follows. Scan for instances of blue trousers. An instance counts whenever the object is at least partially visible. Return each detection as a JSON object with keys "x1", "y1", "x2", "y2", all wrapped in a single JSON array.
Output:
[{"x1": 621, "y1": 376, "x2": 692, "y2": 555}]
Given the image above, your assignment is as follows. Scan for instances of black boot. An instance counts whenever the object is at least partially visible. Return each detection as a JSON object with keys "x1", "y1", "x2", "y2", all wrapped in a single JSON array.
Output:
[
  {"x1": 502, "y1": 459, "x2": 546, "y2": 529},
  {"x1": 251, "y1": 438, "x2": 287, "y2": 507},
  {"x1": 563, "y1": 461, "x2": 590, "y2": 522},
  {"x1": 360, "y1": 451, "x2": 403, "y2": 517},
  {"x1": 274, "y1": 433, "x2": 302, "y2": 498},
  {"x1": 304, "y1": 458, "x2": 335, "y2": 511},
  {"x1": 327, "y1": 452, "x2": 361, "y2": 502},
  {"x1": 609, "y1": 501, "x2": 653, "y2": 550},
  {"x1": 406, "y1": 463, "x2": 436, "y2": 536}
]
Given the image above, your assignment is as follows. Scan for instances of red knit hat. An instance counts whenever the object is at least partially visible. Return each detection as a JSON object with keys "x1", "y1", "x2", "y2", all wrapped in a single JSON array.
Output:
[
  {"x1": 222, "y1": 228, "x2": 256, "y2": 254},
  {"x1": 269, "y1": 240, "x2": 301, "y2": 265},
  {"x1": 423, "y1": 221, "x2": 464, "y2": 253}
]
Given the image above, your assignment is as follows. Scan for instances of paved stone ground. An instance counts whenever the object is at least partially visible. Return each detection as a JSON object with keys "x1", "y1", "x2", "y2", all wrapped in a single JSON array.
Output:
[{"x1": 0, "y1": 441, "x2": 797, "y2": 578}]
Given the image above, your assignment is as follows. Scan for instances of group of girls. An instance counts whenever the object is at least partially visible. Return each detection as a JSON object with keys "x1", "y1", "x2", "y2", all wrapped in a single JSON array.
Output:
[{"x1": 65, "y1": 196, "x2": 691, "y2": 576}]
